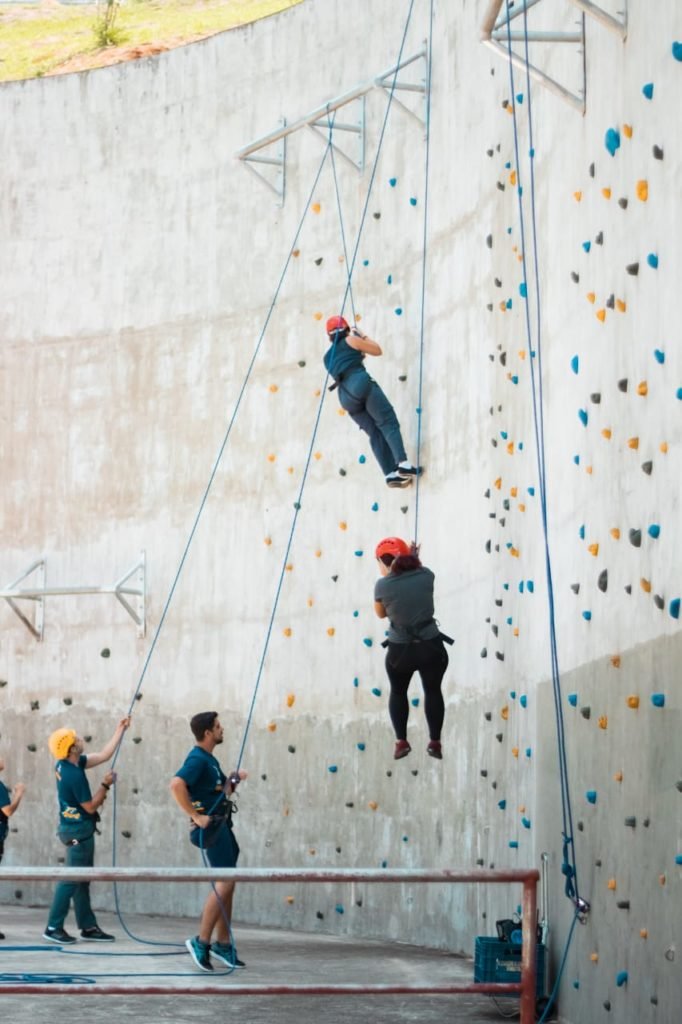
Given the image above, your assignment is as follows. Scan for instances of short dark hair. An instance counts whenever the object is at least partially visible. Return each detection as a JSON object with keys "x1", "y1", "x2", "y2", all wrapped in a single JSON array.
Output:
[{"x1": 190, "y1": 711, "x2": 218, "y2": 742}]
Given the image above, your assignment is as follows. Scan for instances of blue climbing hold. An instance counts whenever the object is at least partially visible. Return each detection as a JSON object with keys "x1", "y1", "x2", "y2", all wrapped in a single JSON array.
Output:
[
  {"x1": 518, "y1": 581, "x2": 524, "y2": 594},
  {"x1": 670, "y1": 598, "x2": 680, "y2": 619},
  {"x1": 525, "y1": 748, "x2": 532, "y2": 758},
  {"x1": 353, "y1": 677, "x2": 359, "y2": 688},
  {"x1": 354, "y1": 550, "x2": 364, "y2": 557},
  {"x1": 371, "y1": 686, "x2": 381, "y2": 697},
  {"x1": 498, "y1": 800, "x2": 507, "y2": 810},
  {"x1": 353, "y1": 610, "x2": 359, "y2": 618},
  {"x1": 616, "y1": 971, "x2": 629, "y2": 987},
  {"x1": 328, "y1": 765, "x2": 338, "y2": 773},
  {"x1": 651, "y1": 693, "x2": 665, "y2": 708},
  {"x1": 387, "y1": 274, "x2": 392, "y2": 285},
  {"x1": 519, "y1": 282, "x2": 527, "y2": 298},
  {"x1": 510, "y1": 690, "x2": 516, "y2": 700},
  {"x1": 518, "y1": 442, "x2": 524, "y2": 451},
  {"x1": 642, "y1": 82, "x2": 654, "y2": 99},
  {"x1": 677, "y1": 388, "x2": 682, "y2": 400},
  {"x1": 568, "y1": 694, "x2": 578, "y2": 707},
  {"x1": 357, "y1": 742, "x2": 365, "y2": 751},
  {"x1": 509, "y1": 840, "x2": 519, "y2": 849},
  {"x1": 335, "y1": 904, "x2": 345, "y2": 914},
  {"x1": 676, "y1": 854, "x2": 682, "y2": 866},
  {"x1": 527, "y1": 486, "x2": 535, "y2": 496},
  {"x1": 511, "y1": 375, "x2": 519, "y2": 385},
  {"x1": 582, "y1": 241, "x2": 591, "y2": 253},
  {"x1": 516, "y1": 93, "x2": 524, "y2": 104},
  {"x1": 411, "y1": 697, "x2": 420, "y2": 707},
  {"x1": 654, "y1": 349, "x2": 665, "y2": 364},
  {"x1": 573, "y1": 454, "x2": 580, "y2": 466},
  {"x1": 648, "y1": 524, "x2": 660, "y2": 539},
  {"x1": 371, "y1": 502, "x2": 379, "y2": 512},
  {"x1": 673, "y1": 42, "x2": 682, "y2": 61},
  {"x1": 359, "y1": 454, "x2": 366, "y2": 463},
  {"x1": 500, "y1": 430, "x2": 508, "y2": 440},
  {"x1": 529, "y1": 147, "x2": 535, "y2": 158},
  {"x1": 579, "y1": 524, "x2": 585, "y2": 540},
  {"x1": 571, "y1": 355, "x2": 579, "y2": 374},
  {"x1": 363, "y1": 259, "x2": 369, "y2": 267},
  {"x1": 522, "y1": 817, "x2": 531, "y2": 829},
  {"x1": 503, "y1": 583, "x2": 510, "y2": 591},
  {"x1": 605, "y1": 127, "x2": 621, "y2": 157},
  {"x1": 409, "y1": 197, "x2": 417, "y2": 206},
  {"x1": 582, "y1": 610, "x2": 592, "y2": 621},
  {"x1": 394, "y1": 307, "x2": 403, "y2": 316},
  {"x1": 647, "y1": 253, "x2": 659, "y2": 269},
  {"x1": 506, "y1": 299, "x2": 513, "y2": 309},
  {"x1": 520, "y1": 695, "x2": 527, "y2": 708},
  {"x1": 527, "y1": 580, "x2": 534, "y2": 593},
  {"x1": 363, "y1": 638, "x2": 373, "y2": 648},
  {"x1": 505, "y1": 161, "x2": 511, "y2": 169},
  {"x1": 578, "y1": 408, "x2": 588, "y2": 427},
  {"x1": 586, "y1": 790, "x2": 597, "y2": 804},
  {"x1": 389, "y1": 177, "x2": 397, "y2": 187}
]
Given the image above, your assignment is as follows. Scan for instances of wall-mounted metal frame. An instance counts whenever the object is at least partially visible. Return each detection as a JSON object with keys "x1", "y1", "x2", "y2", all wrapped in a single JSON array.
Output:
[
  {"x1": 235, "y1": 47, "x2": 428, "y2": 203},
  {"x1": 0, "y1": 553, "x2": 146, "y2": 640}
]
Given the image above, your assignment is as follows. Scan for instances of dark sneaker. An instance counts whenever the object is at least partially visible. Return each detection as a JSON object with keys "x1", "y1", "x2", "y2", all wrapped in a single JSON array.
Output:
[
  {"x1": 397, "y1": 461, "x2": 423, "y2": 477},
  {"x1": 81, "y1": 926, "x2": 115, "y2": 942},
  {"x1": 211, "y1": 941, "x2": 246, "y2": 969},
  {"x1": 186, "y1": 935, "x2": 213, "y2": 972},
  {"x1": 427, "y1": 740, "x2": 443, "y2": 760},
  {"x1": 386, "y1": 471, "x2": 412, "y2": 488},
  {"x1": 394, "y1": 739, "x2": 411, "y2": 760},
  {"x1": 0, "y1": 931, "x2": 5, "y2": 940},
  {"x1": 43, "y1": 926, "x2": 77, "y2": 944}
]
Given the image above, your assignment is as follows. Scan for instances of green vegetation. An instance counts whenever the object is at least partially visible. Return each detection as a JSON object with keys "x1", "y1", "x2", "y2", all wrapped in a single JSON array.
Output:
[{"x1": 0, "y1": 0, "x2": 302, "y2": 82}]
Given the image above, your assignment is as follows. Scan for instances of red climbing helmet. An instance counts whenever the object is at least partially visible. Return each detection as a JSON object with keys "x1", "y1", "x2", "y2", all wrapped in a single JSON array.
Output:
[
  {"x1": 375, "y1": 536, "x2": 410, "y2": 561},
  {"x1": 326, "y1": 315, "x2": 349, "y2": 335}
]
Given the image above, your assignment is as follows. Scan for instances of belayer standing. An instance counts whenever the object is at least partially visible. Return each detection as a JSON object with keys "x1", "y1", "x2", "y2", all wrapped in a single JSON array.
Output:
[
  {"x1": 0, "y1": 755, "x2": 26, "y2": 941},
  {"x1": 323, "y1": 315, "x2": 421, "y2": 488},
  {"x1": 374, "y1": 537, "x2": 452, "y2": 760}
]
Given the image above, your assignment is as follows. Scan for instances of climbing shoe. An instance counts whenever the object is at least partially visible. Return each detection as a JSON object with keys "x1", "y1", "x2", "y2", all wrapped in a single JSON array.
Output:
[
  {"x1": 394, "y1": 739, "x2": 412, "y2": 760},
  {"x1": 211, "y1": 941, "x2": 246, "y2": 968},
  {"x1": 43, "y1": 926, "x2": 77, "y2": 944},
  {"x1": 81, "y1": 926, "x2": 115, "y2": 941},
  {"x1": 427, "y1": 740, "x2": 443, "y2": 760},
  {"x1": 186, "y1": 935, "x2": 213, "y2": 972},
  {"x1": 386, "y1": 471, "x2": 412, "y2": 488},
  {"x1": 397, "y1": 461, "x2": 423, "y2": 476}
]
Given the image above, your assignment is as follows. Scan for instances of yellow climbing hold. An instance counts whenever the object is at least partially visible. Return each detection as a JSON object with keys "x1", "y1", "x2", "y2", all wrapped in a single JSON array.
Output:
[
  {"x1": 623, "y1": 123, "x2": 633, "y2": 139},
  {"x1": 627, "y1": 437, "x2": 639, "y2": 450},
  {"x1": 596, "y1": 308, "x2": 606, "y2": 322},
  {"x1": 602, "y1": 187, "x2": 612, "y2": 199},
  {"x1": 339, "y1": 521, "x2": 347, "y2": 531},
  {"x1": 285, "y1": 563, "x2": 293, "y2": 572},
  {"x1": 573, "y1": 190, "x2": 582, "y2": 202},
  {"x1": 611, "y1": 654, "x2": 621, "y2": 667},
  {"x1": 588, "y1": 543, "x2": 599, "y2": 557},
  {"x1": 267, "y1": 453, "x2": 276, "y2": 462},
  {"x1": 264, "y1": 536, "x2": 272, "y2": 546},
  {"x1": 494, "y1": 477, "x2": 502, "y2": 490},
  {"x1": 269, "y1": 384, "x2": 279, "y2": 393},
  {"x1": 637, "y1": 381, "x2": 648, "y2": 396},
  {"x1": 636, "y1": 179, "x2": 648, "y2": 201},
  {"x1": 286, "y1": 694, "x2": 295, "y2": 707},
  {"x1": 313, "y1": 312, "x2": 323, "y2": 321},
  {"x1": 607, "y1": 878, "x2": 617, "y2": 891},
  {"x1": 511, "y1": 746, "x2": 519, "y2": 758},
  {"x1": 267, "y1": 722, "x2": 277, "y2": 732},
  {"x1": 610, "y1": 528, "x2": 621, "y2": 540},
  {"x1": 640, "y1": 577, "x2": 651, "y2": 593},
  {"x1": 501, "y1": 705, "x2": 509, "y2": 721},
  {"x1": 626, "y1": 695, "x2": 640, "y2": 709},
  {"x1": 311, "y1": 202, "x2": 321, "y2": 214},
  {"x1": 616, "y1": 299, "x2": 626, "y2": 313},
  {"x1": 327, "y1": 627, "x2": 335, "y2": 637},
  {"x1": 510, "y1": 170, "x2": 517, "y2": 186},
  {"x1": 601, "y1": 428, "x2": 612, "y2": 440},
  {"x1": 368, "y1": 801, "x2": 378, "y2": 811},
  {"x1": 586, "y1": 292, "x2": 596, "y2": 304},
  {"x1": 283, "y1": 627, "x2": 292, "y2": 637},
  {"x1": 506, "y1": 442, "x2": 514, "y2": 455},
  {"x1": 598, "y1": 715, "x2": 608, "y2": 730}
]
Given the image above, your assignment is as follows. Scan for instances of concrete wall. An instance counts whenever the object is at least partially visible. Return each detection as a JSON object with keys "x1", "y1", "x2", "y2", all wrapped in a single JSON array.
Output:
[{"x1": 0, "y1": 1, "x2": 680, "y2": 1020}]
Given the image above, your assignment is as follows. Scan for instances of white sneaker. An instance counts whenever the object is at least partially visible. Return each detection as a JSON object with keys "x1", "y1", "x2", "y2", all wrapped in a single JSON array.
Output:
[
  {"x1": 386, "y1": 471, "x2": 412, "y2": 488},
  {"x1": 397, "y1": 461, "x2": 423, "y2": 476}
]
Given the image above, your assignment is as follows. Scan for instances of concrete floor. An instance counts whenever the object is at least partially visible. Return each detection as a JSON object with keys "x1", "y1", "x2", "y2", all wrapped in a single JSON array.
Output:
[{"x1": 0, "y1": 906, "x2": 526, "y2": 1023}]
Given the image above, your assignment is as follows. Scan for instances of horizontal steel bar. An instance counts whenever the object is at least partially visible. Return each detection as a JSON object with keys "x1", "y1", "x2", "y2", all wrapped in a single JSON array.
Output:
[
  {"x1": 482, "y1": 38, "x2": 584, "y2": 111},
  {"x1": 311, "y1": 119, "x2": 361, "y2": 133},
  {"x1": 0, "y1": 866, "x2": 539, "y2": 884},
  {"x1": 567, "y1": 0, "x2": 627, "y2": 38},
  {"x1": 243, "y1": 155, "x2": 283, "y2": 166},
  {"x1": 0, "y1": 982, "x2": 523, "y2": 996},
  {"x1": 491, "y1": 30, "x2": 583, "y2": 42},
  {"x1": 0, "y1": 586, "x2": 143, "y2": 598}
]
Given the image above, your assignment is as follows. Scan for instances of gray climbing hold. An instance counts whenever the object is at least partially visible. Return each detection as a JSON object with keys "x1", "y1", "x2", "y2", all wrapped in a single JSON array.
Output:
[
  {"x1": 494, "y1": 277, "x2": 502, "y2": 287},
  {"x1": 571, "y1": 583, "x2": 580, "y2": 594},
  {"x1": 618, "y1": 378, "x2": 629, "y2": 392},
  {"x1": 373, "y1": 212, "x2": 381, "y2": 219},
  {"x1": 654, "y1": 594, "x2": 665, "y2": 610},
  {"x1": 580, "y1": 706, "x2": 591, "y2": 719},
  {"x1": 484, "y1": 711, "x2": 492, "y2": 721},
  {"x1": 132, "y1": 736, "x2": 142, "y2": 744},
  {"x1": 616, "y1": 900, "x2": 630, "y2": 910},
  {"x1": 618, "y1": 197, "x2": 628, "y2": 209},
  {"x1": 339, "y1": 468, "x2": 347, "y2": 476},
  {"x1": 63, "y1": 697, "x2": 72, "y2": 706},
  {"x1": 121, "y1": 830, "x2": 132, "y2": 838},
  {"x1": 30, "y1": 700, "x2": 39, "y2": 711},
  {"x1": 480, "y1": 769, "x2": 488, "y2": 777},
  {"x1": 605, "y1": 294, "x2": 614, "y2": 309},
  {"x1": 641, "y1": 461, "x2": 653, "y2": 475},
  {"x1": 624, "y1": 817, "x2": 636, "y2": 828},
  {"x1": 629, "y1": 529, "x2": 642, "y2": 547},
  {"x1": 298, "y1": 360, "x2": 306, "y2": 368},
  {"x1": 288, "y1": 745, "x2": 296, "y2": 753},
  {"x1": 625, "y1": 584, "x2": 632, "y2": 595},
  {"x1": 588, "y1": 162, "x2": 595, "y2": 178},
  {"x1": 486, "y1": 234, "x2": 493, "y2": 248},
  {"x1": 314, "y1": 257, "x2": 323, "y2": 266},
  {"x1": 101, "y1": 648, "x2": 110, "y2": 658},
  {"x1": 598, "y1": 570, "x2": 608, "y2": 593},
  {"x1": 570, "y1": 271, "x2": 580, "y2": 283},
  {"x1": 27, "y1": 744, "x2": 37, "y2": 752},
  {"x1": 653, "y1": 145, "x2": 664, "y2": 160},
  {"x1": 495, "y1": 732, "x2": 503, "y2": 741},
  {"x1": 481, "y1": 647, "x2": 488, "y2": 658},
  {"x1": 626, "y1": 262, "x2": 639, "y2": 276},
  {"x1": 497, "y1": 181, "x2": 505, "y2": 191},
  {"x1": 595, "y1": 231, "x2": 604, "y2": 245},
  {"x1": 590, "y1": 392, "x2": 601, "y2": 404}
]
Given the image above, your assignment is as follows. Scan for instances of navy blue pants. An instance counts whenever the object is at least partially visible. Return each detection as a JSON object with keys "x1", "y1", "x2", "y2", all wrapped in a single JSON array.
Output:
[{"x1": 338, "y1": 370, "x2": 408, "y2": 475}]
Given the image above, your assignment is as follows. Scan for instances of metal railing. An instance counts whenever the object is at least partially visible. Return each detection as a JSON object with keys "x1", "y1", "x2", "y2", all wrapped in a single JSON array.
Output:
[{"x1": 0, "y1": 865, "x2": 540, "y2": 1021}]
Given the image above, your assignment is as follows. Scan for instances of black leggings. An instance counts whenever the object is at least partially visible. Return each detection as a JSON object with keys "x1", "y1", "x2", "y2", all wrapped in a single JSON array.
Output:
[{"x1": 385, "y1": 638, "x2": 449, "y2": 741}]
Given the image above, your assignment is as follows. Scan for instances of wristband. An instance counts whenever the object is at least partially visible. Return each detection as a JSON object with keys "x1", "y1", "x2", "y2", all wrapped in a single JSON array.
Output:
[{"x1": 101, "y1": 783, "x2": 110, "y2": 791}]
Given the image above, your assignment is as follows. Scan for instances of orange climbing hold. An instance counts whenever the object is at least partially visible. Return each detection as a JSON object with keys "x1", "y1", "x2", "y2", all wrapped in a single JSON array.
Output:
[
  {"x1": 501, "y1": 705, "x2": 509, "y2": 721},
  {"x1": 510, "y1": 546, "x2": 520, "y2": 558},
  {"x1": 327, "y1": 627, "x2": 335, "y2": 637},
  {"x1": 267, "y1": 722, "x2": 277, "y2": 732},
  {"x1": 640, "y1": 929, "x2": 648, "y2": 939},
  {"x1": 494, "y1": 477, "x2": 502, "y2": 490},
  {"x1": 264, "y1": 536, "x2": 272, "y2": 546},
  {"x1": 338, "y1": 408, "x2": 346, "y2": 416},
  {"x1": 586, "y1": 292, "x2": 596, "y2": 304},
  {"x1": 314, "y1": 452, "x2": 323, "y2": 460},
  {"x1": 267, "y1": 453, "x2": 276, "y2": 462},
  {"x1": 611, "y1": 654, "x2": 621, "y2": 667},
  {"x1": 585, "y1": 465, "x2": 593, "y2": 475},
  {"x1": 640, "y1": 578, "x2": 651, "y2": 593},
  {"x1": 286, "y1": 694, "x2": 295, "y2": 707},
  {"x1": 598, "y1": 715, "x2": 608, "y2": 730},
  {"x1": 510, "y1": 486, "x2": 518, "y2": 497},
  {"x1": 283, "y1": 627, "x2": 292, "y2": 637},
  {"x1": 627, "y1": 437, "x2": 639, "y2": 450},
  {"x1": 626, "y1": 695, "x2": 640, "y2": 709},
  {"x1": 339, "y1": 521, "x2": 347, "y2": 531},
  {"x1": 287, "y1": 467, "x2": 294, "y2": 474},
  {"x1": 607, "y1": 879, "x2": 617, "y2": 891},
  {"x1": 506, "y1": 442, "x2": 514, "y2": 455},
  {"x1": 616, "y1": 299, "x2": 626, "y2": 313},
  {"x1": 602, "y1": 187, "x2": 612, "y2": 199},
  {"x1": 636, "y1": 180, "x2": 648, "y2": 201},
  {"x1": 590, "y1": 953, "x2": 600, "y2": 963},
  {"x1": 293, "y1": 249, "x2": 300, "y2": 258},
  {"x1": 311, "y1": 202, "x2": 321, "y2": 214},
  {"x1": 637, "y1": 381, "x2": 648, "y2": 396},
  {"x1": 601, "y1": 428, "x2": 612, "y2": 440},
  {"x1": 285, "y1": 563, "x2": 293, "y2": 572},
  {"x1": 588, "y1": 543, "x2": 599, "y2": 556},
  {"x1": 660, "y1": 442, "x2": 668, "y2": 454},
  {"x1": 610, "y1": 528, "x2": 621, "y2": 540},
  {"x1": 269, "y1": 384, "x2": 279, "y2": 393},
  {"x1": 368, "y1": 801, "x2": 378, "y2": 811},
  {"x1": 596, "y1": 308, "x2": 606, "y2": 322},
  {"x1": 518, "y1": 350, "x2": 526, "y2": 360},
  {"x1": 518, "y1": 503, "x2": 526, "y2": 512},
  {"x1": 513, "y1": 627, "x2": 519, "y2": 637},
  {"x1": 307, "y1": 597, "x2": 314, "y2": 607},
  {"x1": 313, "y1": 312, "x2": 323, "y2": 321},
  {"x1": 315, "y1": 549, "x2": 322, "y2": 558},
  {"x1": 623, "y1": 124, "x2": 633, "y2": 139},
  {"x1": 286, "y1": 895, "x2": 295, "y2": 904},
  {"x1": 573, "y1": 190, "x2": 582, "y2": 202},
  {"x1": 614, "y1": 771, "x2": 623, "y2": 782},
  {"x1": 511, "y1": 747, "x2": 519, "y2": 758}
]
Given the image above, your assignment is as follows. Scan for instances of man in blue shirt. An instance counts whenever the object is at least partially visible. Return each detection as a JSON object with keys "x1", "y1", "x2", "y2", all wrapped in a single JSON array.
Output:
[
  {"x1": 43, "y1": 717, "x2": 130, "y2": 944},
  {"x1": 171, "y1": 711, "x2": 247, "y2": 972},
  {"x1": 0, "y1": 755, "x2": 26, "y2": 941}
]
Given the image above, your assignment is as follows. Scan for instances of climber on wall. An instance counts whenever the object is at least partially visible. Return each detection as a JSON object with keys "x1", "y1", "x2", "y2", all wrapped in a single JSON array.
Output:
[
  {"x1": 323, "y1": 315, "x2": 421, "y2": 488},
  {"x1": 374, "y1": 537, "x2": 453, "y2": 760}
]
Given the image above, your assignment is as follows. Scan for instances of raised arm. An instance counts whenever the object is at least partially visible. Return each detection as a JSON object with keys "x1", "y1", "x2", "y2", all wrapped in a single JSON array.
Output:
[
  {"x1": 347, "y1": 327, "x2": 382, "y2": 356},
  {"x1": 1, "y1": 781, "x2": 26, "y2": 817},
  {"x1": 85, "y1": 716, "x2": 131, "y2": 768}
]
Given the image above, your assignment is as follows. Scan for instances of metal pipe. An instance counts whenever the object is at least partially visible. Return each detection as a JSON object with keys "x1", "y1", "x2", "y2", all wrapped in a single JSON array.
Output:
[
  {"x1": 520, "y1": 877, "x2": 538, "y2": 1024},
  {"x1": 491, "y1": 30, "x2": 582, "y2": 42},
  {"x1": 0, "y1": 982, "x2": 524, "y2": 997},
  {"x1": 482, "y1": 38, "x2": 584, "y2": 112},
  {"x1": 567, "y1": 0, "x2": 627, "y2": 39}
]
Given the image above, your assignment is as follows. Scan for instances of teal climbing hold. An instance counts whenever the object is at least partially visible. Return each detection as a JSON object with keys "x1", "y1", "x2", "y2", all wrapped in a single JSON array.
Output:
[
  {"x1": 501, "y1": 430, "x2": 508, "y2": 439},
  {"x1": 673, "y1": 42, "x2": 682, "y2": 61},
  {"x1": 670, "y1": 598, "x2": 680, "y2": 619},
  {"x1": 642, "y1": 82, "x2": 654, "y2": 99},
  {"x1": 354, "y1": 550, "x2": 364, "y2": 557},
  {"x1": 353, "y1": 677, "x2": 359, "y2": 687},
  {"x1": 394, "y1": 308, "x2": 403, "y2": 316},
  {"x1": 371, "y1": 502, "x2": 379, "y2": 511},
  {"x1": 518, "y1": 442, "x2": 524, "y2": 451},
  {"x1": 522, "y1": 817, "x2": 531, "y2": 829},
  {"x1": 571, "y1": 355, "x2": 579, "y2": 374},
  {"x1": 506, "y1": 299, "x2": 512, "y2": 309},
  {"x1": 525, "y1": 747, "x2": 531, "y2": 758},
  {"x1": 520, "y1": 695, "x2": 527, "y2": 708},
  {"x1": 616, "y1": 971, "x2": 628, "y2": 987},
  {"x1": 582, "y1": 241, "x2": 591, "y2": 253},
  {"x1": 528, "y1": 486, "x2": 535, "y2": 496},
  {"x1": 509, "y1": 840, "x2": 519, "y2": 849},
  {"x1": 650, "y1": 693, "x2": 665, "y2": 708},
  {"x1": 363, "y1": 638, "x2": 373, "y2": 647},
  {"x1": 568, "y1": 694, "x2": 578, "y2": 706},
  {"x1": 573, "y1": 981, "x2": 580, "y2": 990},
  {"x1": 654, "y1": 349, "x2": 665, "y2": 364},
  {"x1": 519, "y1": 282, "x2": 527, "y2": 298},
  {"x1": 510, "y1": 690, "x2": 516, "y2": 700},
  {"x1": 518, "y1": 581, "x2": 524, "y2": 593},
  {"x1": 335, "y1": 904, "x2": 345, "y2": 914},
  {"x1": 586, "y1": 790, "x2": 597, "y2": 804},
  {"x1": 363, "y1": 259, "x2": 369, "y2": 267},
  {"x1": 328, "y1": 765, "x2": 338, "y2": 773},
  {"x1": 529, "y1": 147, "x2": 534, "y2": 158},
  {"x1": 505, "y1": 161, "x2": 511, "y2": 169},
  {"x1": 389, "y1": 177, "x2": 397, "y2": 187},
  {"x1": 353, "y1": 610, "x2": 359, "y2": 617},
  {"x1": 409, "y1": 197, "x2": 417, "y2": 206},
  {"x1": 498, "y1": 800, "x2": 507, "y2": 810},
  {"x1": 515, "y1": 93, "x2": 523, "y2": 104},
  {"x1": 503, "y1": 583, "x2": 510, "y2": 591},
  {"x1": 647, "y1": 253, "x2": 659, "y2": 268},
  {"x1": 387, "y1": 274, "x2": 392, "y2": 284},
  {"x1": 579, "y1": 525, "x2": 585, "y2": 540},
  {"x1": 648, "y1": 524, "x2": 660, "y2": 539},
  {"x1": 582, "y1": 610, "x2": 592, "y2": 621},
  {"x1": 527, "y1": 580, "x2": 534, "y2": 593},
  {"x1": 677, "y1": 388, "x2": 682, "y2": 400},
  {"x1": 507, "y1": 227, "x2": 512, "y2": 234},
  {"x1": 359, "y1": 454, "x2": 367, "y2": 463},
  {"x1": 402, "y1": 835, "x2": 409, "y2": 843},
  {"x1": 511, "y1": 375, "x2": 519, "y2": 385},
  {"x1": 578, "y1": 408, "x2": 588, "y2": 426},
  {"x1": 411, "y1": 697, "x2": 419, "y2": 707},
  {"x1": 676, "y1": 855, "x2": 682, "y2": 865},
  {"x1": 357, "y1": 742, "x2": 365, "y2": 751},
  {"x1": 605, "y1": 128, "x2": 621, "y2": 156},
  {"x1": 371, "y1": 686, "x2": 381, "y2": 696}
]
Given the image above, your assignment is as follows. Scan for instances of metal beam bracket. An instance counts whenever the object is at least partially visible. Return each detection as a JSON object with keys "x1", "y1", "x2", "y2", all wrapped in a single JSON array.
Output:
[{"x1": 0, "y1": 553, "x2": 146, "y2": 640}]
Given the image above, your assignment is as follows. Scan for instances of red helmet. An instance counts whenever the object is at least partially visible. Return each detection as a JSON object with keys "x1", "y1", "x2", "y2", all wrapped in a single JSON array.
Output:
[
  {"x1": 375, "y1": 537, "x2": 410, "y2": 561},
  {"x1": 326, "y1": 315, "x2": 349, "y2": 335}
]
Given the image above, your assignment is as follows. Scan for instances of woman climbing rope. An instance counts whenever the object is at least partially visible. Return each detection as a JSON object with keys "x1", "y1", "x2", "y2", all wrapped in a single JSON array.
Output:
[
  {"x1": 374, "y1": 537, "x2": 452, "y2": 760},
  {"x1": 323, "y1": 316, "x2": 421, "y2": 488}
]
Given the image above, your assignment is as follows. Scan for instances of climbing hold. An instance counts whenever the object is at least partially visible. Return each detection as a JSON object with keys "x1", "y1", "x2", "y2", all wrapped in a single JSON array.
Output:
[
  {"x1": 641, "y1": 460, "x2": 653, "y2": 475},
  {"x1": 610, "y1": 528, "x2": 621, "y2": 540},
  {"x1": 626, "y1": 262, "x2": 639, "y2": 276},
  {"x1": 607, "y1": 878, "x2": 617, "y2": 890},
  {"x1": 590, "y1": 952, "x2": 599, "y2": 962},
  {"x1": 601, "y1": 428, "x2": 612, "y2": 440},
  {"x1": 568, "y1": 694, "x2": 578, "y2": 708},
  {"x1": 669, "y1": 598, "x2": 680, "y2": 619},
  {"x1": 311, "y1": 202, "x2": 321, "y2": 213},
  {"x1": 582, "y1": 241, "x2": 591, "y2": 253},
  {"x1": 626, "y1": 696, "x2": 640, "y2": 709},
  {"x1": 614, "y1": 771, "x2": 623, "y2": 782},
  {"x1": 368, "y1": 801, "x2": 378, "y2": 811},
  {"x1": 578, "y1": 409, "x2": 588, "y2": 426},
  {"x1": 616, "y1": 299, "x2": 626, "y2": 312},
  {"x1": 616, "y1": 901, "x2": 630, "y2": 910},
  {"x1": 267, "y1": 453, "x2": 276, "y2": 462},
  {"x1": 627, "y1": 437, "x2": 639, "y2": 450},
  {"x1": 596, "y1": 309, "x2": 606, "y2": 323},
  {"x1": 582, "y1": 610, "x2": 592, "y2": 621},
  {"x1": 586, "y1": 291, "x2": 596, "y2": 304},
  {"x1": 357, "y1": 742, "x2": 365, "y2": 751},
  {"x1": 654, "y1": 349, "x2": 665, "y2": 364},
  {"x1": 653, "y1": 144, "x2": 664, "y2": 160},
  {"x1": 288, "y1": 745, "x2": 296, "y2": 753},
  {"x1": 571, "y1": 271, "x2": 580, "y2": 283},
  {"x1": 647, "y1": 253, "x2": 659, "y2": 269},
  {"x1": 640, "y1": 929, "x2": 648, "y2": 939},
  {"x1": 389, "y1": 177, "x2": 397, "y2": 187},
  {"x1": 588, "y1": 543, "x2": 599, "y2": 557},
  {"x1": 637, "y1": 381, "x2": 648, "y2": 396},
  {"x1": 286, "y1": 693, "x2": 295, "y2": 707},
  {"x1": 624, "y1": 816, "x2": 636, "y2": 828},
  {"x1": 511, "y1": 747, "x2": 519, "y2": 758},
  {"x1": 598, "y1": 715, "x2": 608, "y2": 729},
  {"x1": 598, "y1": 570, "x2": 608, "y2": 593},
  {"x1": 522, "y1": 818, "x2": 531, "y2": 829},
  {"x1": 618, "y1": 197, "x2": 628, "y2": 209},
  {"x1": 570, "y1": 583, "x2": 580, "y2": 594},
  {"x1": 650, "y1": 693, "x2": 665, "y2": 708},
  {"x1": 636, "y1": 180, "x2": 649, "y2": 202},
  {"x1": 604, "y1": 128, "x2": 620, "y2": 156},
  {"x1": 267, "y1": 722, "x2": 277, "y2": 732},
  {"x1": 618, "y1": 378, "x2": 629, "y2": 392},
  {"x1": 673, "y1": 42, "x2": 682, "y2": 60},
  {"x1": 642, "y1": 82, "x2": 654, "y2": 99},
  {"x1": 629, "y1": 529, "x2": 642, "y2": 547},
  {"x1": 370, "y1": 686, "x2": 381, "y2": 696},
  {"x1": 570, "y1": 355, "x2": 579, "y2": 374},
  {"x1": 574, "y1": 190, "x2": 582, "y2": 202},
  {"x1": 409, "y1": 197, "x2": 417, "y2": 206},
  {"x1": 648, "y1": 524, "x2": 660, "y2": 539},
  {"x1": 327, "y1": 765, "x2": 338, "y2": 774},
  {"x1": 520, "y1": 695, "x2": 527, "y2": 708},
  {"x1": 282, "y1": 627, "x2": 292, "y2": 637},
  {"x1": 354, "y1": 550, "x2": 363, "y2": 557},
  {"x1": 364, "y1": 638, "x2": 373, "y2": 648},
  {"x1": 586, "y1": 790, "x2": 597, "y2": 804},
  {"x1": 394, "y1": 308, "x2": 403, "y2": 316},
  {"x1": 580, "y1": 706, "x2": 591, "y2": 720},
  {"x1": 508, "y1": 841, "x2": 519, "y2": 849}
]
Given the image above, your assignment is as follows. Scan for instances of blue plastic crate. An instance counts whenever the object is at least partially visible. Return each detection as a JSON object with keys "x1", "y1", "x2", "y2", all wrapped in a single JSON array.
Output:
[{"x1": 474, "y1": 936, "x2": 545, "y2": 997}]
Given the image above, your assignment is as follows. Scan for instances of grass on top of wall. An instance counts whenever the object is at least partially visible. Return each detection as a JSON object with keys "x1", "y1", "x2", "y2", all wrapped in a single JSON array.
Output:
[{"x1": 0, "y1": 0, "x2": 303, "y2": 82}]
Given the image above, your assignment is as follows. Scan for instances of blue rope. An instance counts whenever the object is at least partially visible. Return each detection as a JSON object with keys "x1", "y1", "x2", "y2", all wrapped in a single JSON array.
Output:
[
  {"x1": 502, "y1": 0, "x2": 582, "y2": 906},
  {"x1": 412, "y1": 0, "x2": 434, "y2": 544},
  {"x1": 536, "y1": 907, "x2": 581, "y2": 1023},
  {"x1": 327, "y1": 108, "x2": 357, "y2": 323}
]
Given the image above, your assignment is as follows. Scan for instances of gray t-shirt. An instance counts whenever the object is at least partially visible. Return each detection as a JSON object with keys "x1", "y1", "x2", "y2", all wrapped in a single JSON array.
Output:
[{"x1": 374, "y1": 567, "x2": 440, "y2": 643}]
